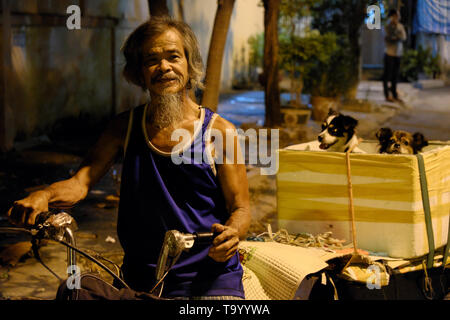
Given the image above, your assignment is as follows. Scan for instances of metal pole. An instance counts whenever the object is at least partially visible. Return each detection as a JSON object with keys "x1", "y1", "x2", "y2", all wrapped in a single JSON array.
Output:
[{"x1": 64, "y1": 227, "x2": 77, "y2": 276}]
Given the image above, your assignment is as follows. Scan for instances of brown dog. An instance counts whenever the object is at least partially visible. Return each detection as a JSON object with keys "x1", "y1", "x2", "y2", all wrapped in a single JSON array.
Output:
[{"x1": 376, "y1": 128, "x2": 428, "y2": 154}]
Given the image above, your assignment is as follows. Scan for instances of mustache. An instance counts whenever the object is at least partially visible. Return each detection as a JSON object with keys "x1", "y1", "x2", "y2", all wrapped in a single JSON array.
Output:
[{"x1": 151, "y1": 73, "x2": 181, "y2": 84}]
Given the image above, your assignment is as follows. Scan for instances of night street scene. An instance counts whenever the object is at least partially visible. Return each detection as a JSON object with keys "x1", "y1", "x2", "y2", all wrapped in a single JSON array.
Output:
[{"x1": 0, "y1": 0, "x2": 449, "y2": 308}]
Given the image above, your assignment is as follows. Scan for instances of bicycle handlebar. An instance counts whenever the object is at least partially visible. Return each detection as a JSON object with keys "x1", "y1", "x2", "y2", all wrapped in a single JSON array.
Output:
[
  {"x1": 1, "y1": 212, "x2": 219, "y2": 295},
  {"x1": 193, "y1": 232, "x2": 219, "y2": 244}
]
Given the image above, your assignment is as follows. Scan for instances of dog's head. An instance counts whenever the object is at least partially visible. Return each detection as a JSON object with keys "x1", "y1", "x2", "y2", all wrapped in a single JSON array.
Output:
[
  {"x1": 318, "y1": 109, "x2": 358, "y2": 151},
  {"x1": 376, "y1": 128, "x2": 428, "y2": 154}
]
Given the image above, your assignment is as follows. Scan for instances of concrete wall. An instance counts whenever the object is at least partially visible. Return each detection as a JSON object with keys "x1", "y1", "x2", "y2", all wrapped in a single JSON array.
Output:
[
  {"x1": 1, "y1": 0, "x2": 150, "y2": 148},
  {"x1": 173, "y1": 0, "x2": 264, "y2": 91},
  {"x1": 10, "y1": 26, "x2": 113, "y2": 137},
  {"x1": 228, "y1": 0, "x2": 265, "y2": 89},
  {"x1": 416, "y1": 32, "x2": 450, "y2": 80},
  {"x1": 361, "y1": 27, "x2": 385, "y2": 68}
]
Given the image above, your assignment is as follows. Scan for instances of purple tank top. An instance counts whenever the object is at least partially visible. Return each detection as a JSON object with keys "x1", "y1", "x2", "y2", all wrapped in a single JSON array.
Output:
[{"x1": 117, "y1": 104, "x2": 244, "y2": 298}]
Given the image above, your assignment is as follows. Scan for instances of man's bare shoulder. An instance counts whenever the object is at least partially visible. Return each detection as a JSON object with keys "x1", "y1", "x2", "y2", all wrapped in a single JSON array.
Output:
[
  {"x1": 209, "y1": 115, "x2": 241, "y2": 158},
  {"x1": 104, "y1": 108, "x2": 135, "y2": 147},
  {"x1": 211, "y1": 114, "x2": 237, "y2": 134}
]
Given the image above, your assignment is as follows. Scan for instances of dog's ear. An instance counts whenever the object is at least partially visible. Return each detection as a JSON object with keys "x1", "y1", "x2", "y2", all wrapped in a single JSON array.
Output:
[
  {"x1": 328, "y1": 108, "x2": 338, "y2": 116},
  {"x1": 343, "y1": 116, "x2": 358, "y2": 130},
  {"x1": 376, "y1": 128, "x2": 393, "y2": 143},
  {"x1": 376, "y1": 128, "x2": 393, "y2": 153},
  {"x1": 412, "y1": 132, "x2": 428, "y2": 154}
]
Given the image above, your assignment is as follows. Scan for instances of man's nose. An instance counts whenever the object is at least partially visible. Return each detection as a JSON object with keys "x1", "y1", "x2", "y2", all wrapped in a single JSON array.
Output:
[{"x1": 159, "y1": 59, "x2": 171, "y2": 72}]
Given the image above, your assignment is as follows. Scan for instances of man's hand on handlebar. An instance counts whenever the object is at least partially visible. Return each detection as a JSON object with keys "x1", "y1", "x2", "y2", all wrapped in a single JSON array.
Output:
[
  {"x1": 7, "y1": 190, "x2": 50, "y2": 227},
  {"x1": 208, "y1": 223, "x2": 239, "y2": 263}
]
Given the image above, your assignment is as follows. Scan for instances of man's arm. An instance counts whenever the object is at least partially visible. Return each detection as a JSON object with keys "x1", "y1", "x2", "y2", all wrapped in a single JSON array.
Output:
[
  {"x1": 385, "y1": 23, "x2": 406, "y2": 42},
  {"x1": 7, "y1": 112, "x2": 130, "y2": 226},
  {"x1": 384, "y1": 24, "x2": 399, "y2": 42},
  {"x1": 397, "y1": 23, "x2": 407, "y2": 41},
  {"x1": 208, "y1": 116, "x2": 251, "y2": 262}
]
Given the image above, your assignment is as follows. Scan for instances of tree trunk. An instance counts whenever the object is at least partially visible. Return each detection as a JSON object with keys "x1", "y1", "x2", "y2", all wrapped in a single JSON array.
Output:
[
  {"x1": 148, "y1": 0, "x2": 169, "y2": 17},
  {"x1": 296, "y1": 76, "x2": 303, "y2": 107},
  {"x1": 345, "y1": 0, "x2": 368, "y2": 100},
  {"x1": 177, "y1": 0, "x2": 185, "y2": 21},
  {"x1": 290, "y1": 67, "x2": 295, "y2": 105},
  {"x1": 201, "y1": 0, "x2": 236, "y2": 112},
  {"x1": 263, "y1": 0, "x2": 281, "y2": 127}
]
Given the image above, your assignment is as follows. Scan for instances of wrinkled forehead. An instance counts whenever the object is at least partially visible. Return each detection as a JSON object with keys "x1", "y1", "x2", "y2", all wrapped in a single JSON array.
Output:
[{"x1": 142, "y1": 28, "x2": 185, "y2": 55}]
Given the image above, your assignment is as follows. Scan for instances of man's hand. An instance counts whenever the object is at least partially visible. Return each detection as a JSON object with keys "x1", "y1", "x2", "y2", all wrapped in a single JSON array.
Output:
[
  {"x1": 208, "y1": 223, "x2": 240, "y2": 262},
  {"x1": 7, "y1": 190, "x2": 50, "y2": 226}
]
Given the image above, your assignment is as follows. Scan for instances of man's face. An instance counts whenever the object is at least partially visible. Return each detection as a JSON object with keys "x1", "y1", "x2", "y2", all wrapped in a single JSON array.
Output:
[{"x1": 141, "y1": 29, "x2": 189, "y2": 96}]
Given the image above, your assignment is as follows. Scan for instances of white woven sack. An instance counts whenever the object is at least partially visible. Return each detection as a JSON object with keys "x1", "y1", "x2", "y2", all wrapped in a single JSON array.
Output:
[
  {"x1": 242, "y1": 265, "x2": 271, "y2": 300},
  {"x1": 239, "y1": 241, "x2": 328, "y2": 300}
]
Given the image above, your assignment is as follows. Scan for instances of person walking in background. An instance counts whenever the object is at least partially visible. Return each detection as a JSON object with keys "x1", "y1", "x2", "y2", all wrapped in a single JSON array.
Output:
[{"x1": 383, "y1": 9, "x2": 407, "y2": 103}]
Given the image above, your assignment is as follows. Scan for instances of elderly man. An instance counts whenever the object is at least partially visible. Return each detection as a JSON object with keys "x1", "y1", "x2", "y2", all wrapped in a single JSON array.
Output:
[{"x1": 7, "y1": 17, "x2": 250, "y2": 300}]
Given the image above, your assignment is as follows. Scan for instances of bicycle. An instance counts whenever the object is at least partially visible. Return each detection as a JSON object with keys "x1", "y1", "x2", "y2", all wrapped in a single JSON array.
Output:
[{"x1": 0, "y1": 211, "x2": 216, "y2": 300}]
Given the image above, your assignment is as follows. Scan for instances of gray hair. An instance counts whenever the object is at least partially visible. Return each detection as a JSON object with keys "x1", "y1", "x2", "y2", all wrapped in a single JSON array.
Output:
[{"x1": 122, "y1": 16, "x2": 204, "y2": 92}]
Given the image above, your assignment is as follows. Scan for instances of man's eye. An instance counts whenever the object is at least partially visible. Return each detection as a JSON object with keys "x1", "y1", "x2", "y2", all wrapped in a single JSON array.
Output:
[{"x1": 144, "y1": 58, "x2": 157, "y2": 66}]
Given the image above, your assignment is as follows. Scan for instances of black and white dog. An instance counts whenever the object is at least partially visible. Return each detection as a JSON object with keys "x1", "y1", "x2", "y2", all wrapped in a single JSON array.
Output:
[{"x1": 318, "y1": 109, "x2": 361, "y2": 152}]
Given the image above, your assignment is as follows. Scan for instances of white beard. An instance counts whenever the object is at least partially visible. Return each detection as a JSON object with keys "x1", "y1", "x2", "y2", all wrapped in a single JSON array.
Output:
[{"x1": 149, "y1": 92, "x2": 183, "y2": 129}]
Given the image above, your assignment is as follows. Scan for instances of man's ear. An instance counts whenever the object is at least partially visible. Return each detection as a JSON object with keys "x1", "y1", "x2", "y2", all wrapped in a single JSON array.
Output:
[
  {"x1": 376, "y1": 128, "x2": 393, "y2": 143},
  {"x1": 412, "y1": 132, "x2": 428, "y2": 153}
]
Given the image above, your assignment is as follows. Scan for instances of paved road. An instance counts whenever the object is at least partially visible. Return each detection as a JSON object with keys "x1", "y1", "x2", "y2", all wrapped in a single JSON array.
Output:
[
  {"x1": 218, "y1": 84, "x2": 450, "y2": 142},
  {"x1": 383, "y1": 86, "x2": 450, "y2": 141}
]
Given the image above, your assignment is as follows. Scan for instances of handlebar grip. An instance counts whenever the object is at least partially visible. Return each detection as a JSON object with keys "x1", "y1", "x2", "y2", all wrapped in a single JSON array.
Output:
[
  {"x1": 194, "y1": 232, "x2": 219, "y2": 244},
  {"x1": 33, "y1": 211, "x2": 53, "y2": 228}
]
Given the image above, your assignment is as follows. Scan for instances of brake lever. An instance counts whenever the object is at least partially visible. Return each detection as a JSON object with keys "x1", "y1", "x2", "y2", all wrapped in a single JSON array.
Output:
[
  {"x1": 30, "y1": 211, "x2": 78, "y2": 278},
  {"x1": 31, "y1": 211, "x2": 78, "y2": 242},
  {"x1": 33, "y1": 211, "x2": 54, "y2": 229},
  {"x1": 152, "y1": 230, "x2": 219, "y2": 296},
  {"x1": 3, "y1": 211, "x2": 129, "y2": 286}
]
